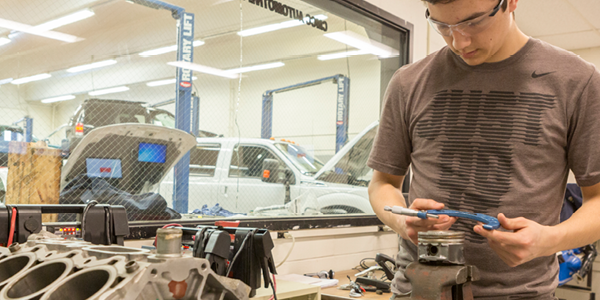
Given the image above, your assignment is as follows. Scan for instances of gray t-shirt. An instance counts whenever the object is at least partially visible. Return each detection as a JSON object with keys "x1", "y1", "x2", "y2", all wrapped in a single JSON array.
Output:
[{"x1": 368, "y1": 38, "x2": 600, "y2": 299}]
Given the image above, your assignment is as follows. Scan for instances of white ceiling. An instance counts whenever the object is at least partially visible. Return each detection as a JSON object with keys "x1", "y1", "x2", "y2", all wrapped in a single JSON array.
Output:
[
  {"x1": 518, "y1": 0, "x2": 600, "y2": 50},
  {"x1": 0, "y1": 0, "x2": 598, "y2": 102}
]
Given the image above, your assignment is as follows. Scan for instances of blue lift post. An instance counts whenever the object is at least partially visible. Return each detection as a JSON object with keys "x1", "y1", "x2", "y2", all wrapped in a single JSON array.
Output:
[
  {"x1": 12, "y1": 116, "x2": 33, "y2": 142},
  {"x1": 131, "y1": 0, "x2": 194, "y2": 213},
  {"x1": 261, "y1": 74, "x2": 350, "y2": 153},
  {"x1": 150, "y1": 94, "x2": 200, "y2": 137},
  {"x1": 191, "y1": 94, "x2": 200, "y2": 137}
]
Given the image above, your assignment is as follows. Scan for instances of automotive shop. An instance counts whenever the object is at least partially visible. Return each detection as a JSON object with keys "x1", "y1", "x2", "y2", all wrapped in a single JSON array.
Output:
[{"x1": 0, "y1": 0, "x2": 599, "y2": 299}]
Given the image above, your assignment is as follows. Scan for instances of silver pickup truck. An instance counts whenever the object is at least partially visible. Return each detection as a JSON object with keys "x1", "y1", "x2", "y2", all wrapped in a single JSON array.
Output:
[{"x1": 160, "y1": 121, "x2": 379, "y2": 215}]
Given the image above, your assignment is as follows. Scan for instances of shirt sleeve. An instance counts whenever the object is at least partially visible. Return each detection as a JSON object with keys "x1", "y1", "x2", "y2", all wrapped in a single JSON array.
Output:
[
  {"x1": 367, "y1": 69, "x2": 412, "y2": 176},
  {"x1": 568, "y1": 68, "x2": 600, "y2": 187}
]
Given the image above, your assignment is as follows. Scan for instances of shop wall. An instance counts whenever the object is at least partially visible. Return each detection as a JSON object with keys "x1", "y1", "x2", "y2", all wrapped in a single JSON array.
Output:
[
  {"x1": 365, "y1": 0, "x2": 446, "y2": 62},
  {"x1": 0, "y1": 84, "x2": 54, "y2": 141},
  {"x1": 125, "y1": 227, "x2": 399, "y2": 276},
  {"x1": 574, "y1": 46, "x2": 600, "y2": 67}
]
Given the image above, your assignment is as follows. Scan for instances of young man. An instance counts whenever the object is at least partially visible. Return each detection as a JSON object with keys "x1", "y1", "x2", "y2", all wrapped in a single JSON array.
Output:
[{"x1": 367, "y1": 0, "x2": 600, "y2": 298}]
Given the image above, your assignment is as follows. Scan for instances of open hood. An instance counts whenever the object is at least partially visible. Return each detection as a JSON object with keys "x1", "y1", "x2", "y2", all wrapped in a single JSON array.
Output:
[
  {"x1": 61, "y1": 124, "x2": 197, "y2": 195},
  {"x1": 314, "y1": 121, "x2": 379, "y2": 186}
]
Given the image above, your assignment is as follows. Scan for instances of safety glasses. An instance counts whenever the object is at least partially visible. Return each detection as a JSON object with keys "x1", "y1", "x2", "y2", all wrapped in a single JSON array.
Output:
[{"x1": 425, "y1": 0, "x2": 504, "y2": 37}]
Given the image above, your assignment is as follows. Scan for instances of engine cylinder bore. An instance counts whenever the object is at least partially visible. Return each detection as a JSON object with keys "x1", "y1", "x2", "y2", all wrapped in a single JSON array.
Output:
[
  {"x1": 0, "y1": 254, "x2": 36, "y2": 288},
  {"x1": 41, "y1": 267, "x2": 115, "y2": 300},
  {"x1": 417, "y1": 230, "x2": 465, "y2": 265},
  {"x1": 156, "y1": 228, "x2": 182, "y2": 258},
  {"x1": 2, "y1": 259, "x2": 72, "y2": 300}
]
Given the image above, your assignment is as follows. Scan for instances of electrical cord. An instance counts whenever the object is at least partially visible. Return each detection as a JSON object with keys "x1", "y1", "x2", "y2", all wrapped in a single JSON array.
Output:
[
  {"x1": 358, "y1": 258, "x2": 376, "y2": 270},
  {"x1": 269, "y1": 274, "x2": 278, "y2": 300},
  {"x1": 226, "y1": 232, "x2": 251, "y2": 275},
  {"x1": 275, "y1": 233, "x2": 295, "y2": 268},
  {"x1": 104, "y1": 207, "x2": 111, "y2": 245},
  {"x1": 7, "y1": 207, "x2": 16, "y2": 245},
  {"x1": 81, "y1": 200, "x2": 98, "y2": 241}
]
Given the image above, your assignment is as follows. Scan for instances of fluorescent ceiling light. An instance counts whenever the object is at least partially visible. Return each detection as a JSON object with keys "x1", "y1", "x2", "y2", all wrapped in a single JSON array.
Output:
[
  {"x1": 0, "y1": 78, "x2": 13, "y2": 85},
  {"x1": 11, "y1": 73, "x2": 51, "y2": 85},
  {"x1": 147, "y1": 76, "x2": 198, "y2": 87},
  {"x1": 318, "y1": 50, "x2": 369, "y2": 61},
  {"x1": 33, "y1": 9, "x2": 95, "y2": 32},
  {"x1": 324, "y1": 31, "x2": 399, "y2": 57},
  {"x1": 0, "y1": 37, "x2": 10, "y2": 46},
  {"x1": 66, "y1": 59, "x2": 117, "y2": 73},
  {"x1": 140, "y1": 40, "x2": 205, "y2": 57},
  {"x1": 167, "y1": 61, "x2": 238, "y2": 79},
  {"x1": 41, "y1": 95, "x2": 76, "y2": 104},
  {"x1": 0, "y1": 18, "x2": 83, "y2": 43},
  {"x1": 238, "y1": 14, "x2": 327, "y2": 37},
  {"x1": 88, "y1": 86, "x2": 130, "y2": 96},
  {"x1": 225, "y1": 62, "x2": 284, "y2": 74}
]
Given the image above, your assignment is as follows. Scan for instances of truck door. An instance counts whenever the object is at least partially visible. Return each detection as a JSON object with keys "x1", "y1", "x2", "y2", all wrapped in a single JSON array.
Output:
[
  {"x1": 159, "y1": 143, "x2": 221, "y2": 210},
  {"x1": 217, "y1": 144, "x2": 292, "y2": 213}
]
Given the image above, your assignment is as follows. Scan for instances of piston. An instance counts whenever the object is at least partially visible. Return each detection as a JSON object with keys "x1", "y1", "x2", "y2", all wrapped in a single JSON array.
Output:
[{"x1": 418, "y1": 230, "x2": 465, "y2": 265}]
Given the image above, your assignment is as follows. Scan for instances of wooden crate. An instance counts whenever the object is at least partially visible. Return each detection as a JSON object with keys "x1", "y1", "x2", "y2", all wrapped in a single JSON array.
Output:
[{"x1": 6, "y1": 141, "x2": 62, "y2": 222}]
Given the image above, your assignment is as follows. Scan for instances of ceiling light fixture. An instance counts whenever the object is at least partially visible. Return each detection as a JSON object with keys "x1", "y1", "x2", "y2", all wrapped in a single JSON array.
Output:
[
  {"x1": 11, "y1": 73, "x2": 52, "y2": 85},
  {"x1": 237, "y1": 14, "x2": 327, "y2": 37},
  {"x1": 41, "y1": 95, "x2": 76, "y2": 104},
  {"x1": 0, "y1": 78, "x2": 13, "y2": 85},
  {"x1": 225, "y1": 62, "x2": 285, "y2": 74},
  {"x1": 140, "y1": 40, "x2": 205, "y2": 57},
  {"x1": 323, "y1": 31, "x2": 399, "y2": 58},
  {"x1": 146, "y1": 76, "x2": 198, "y2": 87},
  {"x1": 0, "y1": 18, "x2": 83, "y2": 43},
  {"x1": 33, "y1": 9, "x2": 95, "y2": 32},
  {"x1": 0, "y1": 37, "x2": 10, "y2": 46},
  {"x1": 317, "y1": 50, "x2": 369, "y2": 61},
  {"x1": 167, "y1": 61, "x2": 238, "y2": 79},
  {"x1": 66, "y1": 59, "x2": 117, "y2": 73},
  {"x1": 88, "y1": 86, "x2": 130, "y2": 96}
]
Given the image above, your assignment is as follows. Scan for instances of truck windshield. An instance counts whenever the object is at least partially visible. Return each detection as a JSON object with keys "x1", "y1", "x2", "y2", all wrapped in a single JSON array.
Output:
[{"x1": 274, "y1": 143, "x2": 324, "y2": 175}]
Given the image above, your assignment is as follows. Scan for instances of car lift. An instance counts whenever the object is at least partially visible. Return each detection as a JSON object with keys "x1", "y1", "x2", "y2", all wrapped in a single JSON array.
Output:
[
  {"x1": 261, "y1": 74, "x2": 350, "y2": 153},
  {"x1": 12, "y1": 116, "x2": 33, "y2": 142},
  {"x1": 130, "y1": 0, "x2": 194, "y2": 214}
]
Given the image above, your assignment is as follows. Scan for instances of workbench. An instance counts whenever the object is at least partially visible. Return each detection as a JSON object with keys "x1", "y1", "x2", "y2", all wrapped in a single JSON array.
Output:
[
  {"x1": 253, "y1": 279, "x2": 321, "y2": 300},
  {"x1": 321, "y1": 270, "x2": 396, "y2": 300}
]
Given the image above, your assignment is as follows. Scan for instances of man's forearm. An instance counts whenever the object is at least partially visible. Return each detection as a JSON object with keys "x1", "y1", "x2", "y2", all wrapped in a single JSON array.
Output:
[
  {"x1": 550, "y1": 195, "x2": 600, "y2": 254},
  {"x1": 368, "y1": 180, "x2": 407, "y2": 235}
]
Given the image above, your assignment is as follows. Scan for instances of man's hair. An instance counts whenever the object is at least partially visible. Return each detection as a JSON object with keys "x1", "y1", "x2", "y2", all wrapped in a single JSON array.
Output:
[{"x1": 423, "y1": 0, "x2": 508, "y2": 11}]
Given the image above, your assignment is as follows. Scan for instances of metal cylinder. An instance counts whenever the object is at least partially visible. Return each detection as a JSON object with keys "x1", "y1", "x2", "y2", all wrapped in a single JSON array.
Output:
[
  {"x1": 0, "y1": 253, "x2": 37, "y2": 289},
  {"x1": 417, "y1": 230, "x2": 465, "y2": 265},
  {"x1": 1, "y1": 258, "x2": 73, "y2": 300},
  {"x1": 40, "y1": 266, "x2": 117, "y2": 300},
  {"x1": 155, "y1": 228, "x2": 182, "y2": 258}
]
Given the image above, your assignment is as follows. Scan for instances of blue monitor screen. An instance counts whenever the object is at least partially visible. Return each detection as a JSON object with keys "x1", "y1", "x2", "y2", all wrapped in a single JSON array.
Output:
[
  {"x1": 138, "y1": 143, "x2": 167, "y2": 163},
  {"x1": 86, "y1": 158, "x2": 122, "y2": 178}
]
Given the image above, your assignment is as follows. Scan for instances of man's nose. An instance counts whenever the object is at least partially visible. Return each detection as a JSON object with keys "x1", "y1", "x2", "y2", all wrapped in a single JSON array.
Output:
[{"x1": 451, "y1": 29, "x2": 471, "y2": 51}]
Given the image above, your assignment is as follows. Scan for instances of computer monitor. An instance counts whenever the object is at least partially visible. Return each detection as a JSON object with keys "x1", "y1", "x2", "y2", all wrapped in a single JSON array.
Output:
[
  {"x1": 138, "y1": 142, "x2": 167, "y2": 163},
  {"x1": 86, "y1": 158, "x2": 123, "y2": 178}
]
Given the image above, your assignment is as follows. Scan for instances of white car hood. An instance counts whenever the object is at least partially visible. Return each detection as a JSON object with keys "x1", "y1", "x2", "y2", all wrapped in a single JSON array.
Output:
[
  {"x1": 313, "y1": 120, "x2": 379, "y2": 182},
  {"x1": 61, "y1": 124, "x2": 197, "y2": 195}
]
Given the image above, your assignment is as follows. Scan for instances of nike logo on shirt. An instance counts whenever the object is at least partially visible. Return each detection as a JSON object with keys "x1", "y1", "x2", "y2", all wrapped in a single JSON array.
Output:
[{"x1": 532, "y1": 71, "x2": 555, "y2": 78}]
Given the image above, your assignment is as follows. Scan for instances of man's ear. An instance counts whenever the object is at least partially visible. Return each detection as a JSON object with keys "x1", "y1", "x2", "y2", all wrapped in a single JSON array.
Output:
[{"x1": 508, "y1": 0, "x2": 519, "y2": 14}]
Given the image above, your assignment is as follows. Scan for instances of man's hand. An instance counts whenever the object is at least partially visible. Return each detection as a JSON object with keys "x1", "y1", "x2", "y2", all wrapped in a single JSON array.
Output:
[
  {"x1": 474, "y1": 213, "x2": 555, "y2": 267},
  {"x1": 401, "y1": 198, "x2": 457, "y2": 245}
]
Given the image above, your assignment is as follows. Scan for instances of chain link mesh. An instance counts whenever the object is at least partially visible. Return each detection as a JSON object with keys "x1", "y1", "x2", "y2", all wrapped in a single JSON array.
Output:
[{"x1": 0, "y1": 0, "x2": 404, "y2": 222}]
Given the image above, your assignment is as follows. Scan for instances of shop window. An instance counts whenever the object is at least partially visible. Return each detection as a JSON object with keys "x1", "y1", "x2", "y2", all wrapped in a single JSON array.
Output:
[
  {"x1": 230, "y1": 145, "x2": 280, "y2": 178},
  {"x1": 190, "y1": 144, "x2": 220, "y2": 177}
]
